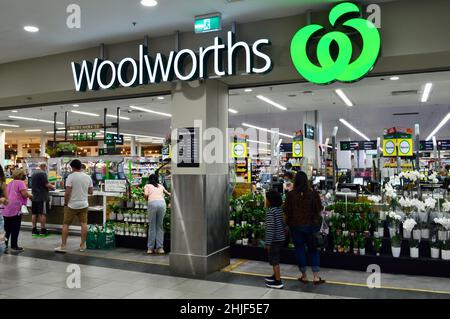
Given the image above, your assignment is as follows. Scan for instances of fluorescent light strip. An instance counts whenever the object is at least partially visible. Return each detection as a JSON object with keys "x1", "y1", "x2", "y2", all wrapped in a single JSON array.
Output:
[
  {"x1": 339, "y1": 119, "x2": 370, "y2": 141},
  {"x1": 106, "y1": 115, "x2": 131, "y2": 121},
  {"x1": 335, "y1": 89, "x2": 354, "y2": 107},
  {"x1": 426, "y1": 112, "x2": 450, "y2": 141},
  {"x1": 228, "y1": 108, "x2": 238, "y2": 114},
  {"x1": 105, "y1": 131, "x2": 164, "y2": 140},
  {"x1": 25, "y1": 129, "x2": 42, "y2": 132},
  {"x1": 8, "y1": 116, "x2": 64, "y2": 125},
  {"x1": 421, "y1": 83, "x2": 433, "y2": 103},
  {"x1": 130, "y1": 106, "x2": 172, "y2": 117},
  {"x1": 248, "y1": 139, "x2": 270, "y2": 145},
  {"x1": 256, "y1": 95, "x2": 287, "y2": 111},
  {"x1": 0, "y1": 123, "x2": 20, "y2": 128},
  {"x1": 46, "y1": 130, "x2": 79, "y2": 134},
  {"x1": 242, "y1": 123, "x2": 293, "y2": 139},
  {"x1": 71, "y1": 110, "x2": 99, "y2": 117}
]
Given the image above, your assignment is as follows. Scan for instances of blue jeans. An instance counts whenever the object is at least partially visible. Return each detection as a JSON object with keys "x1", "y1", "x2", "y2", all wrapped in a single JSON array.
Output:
[
  {"x1": 147, "y1": 200, "x2": 166, "y2": 249},
  {"x1": 290, "y1": 225, "x2": 321, "y2": 273}
]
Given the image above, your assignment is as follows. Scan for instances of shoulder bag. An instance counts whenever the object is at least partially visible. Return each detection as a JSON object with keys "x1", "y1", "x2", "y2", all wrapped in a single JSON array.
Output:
[
  {"x1": 13, "y1": 181, "x2": 29, "y2": 216},
  {"x1": 311, "y1": 191, "x2": 327, "y2": 250}
]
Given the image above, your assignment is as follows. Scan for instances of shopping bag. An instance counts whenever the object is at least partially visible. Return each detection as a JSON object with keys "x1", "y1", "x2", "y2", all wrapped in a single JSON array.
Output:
[{"x1": 86, "y1": 225, "x2": 99, "y2": 249}]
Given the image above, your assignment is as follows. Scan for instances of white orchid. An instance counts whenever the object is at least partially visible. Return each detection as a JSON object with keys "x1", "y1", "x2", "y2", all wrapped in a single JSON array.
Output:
[
  {"x1": 411, "y1": 198, "x2": 426, "y2": 212},
  {"x1": 368, "y1": 195, "x2": 382, "y2": 203},
  {"x1": 388, "y1": 211, "x2": 402, "y2": 221},
  {"x1": 433, "y1": 217, "x2": 450, "y2": 230},
  {"x1": 403, "y1": 218, "x2": 417, "y2": 232},
  {"x1": 424, "y1": 197, "x2": 437, "y2": 210},
  {"x1": 399, "y1": 197, "x2": 412, "y2": 208},
  {"x1": 443, "y1": 201, "x2": 450, "y2": 212}
]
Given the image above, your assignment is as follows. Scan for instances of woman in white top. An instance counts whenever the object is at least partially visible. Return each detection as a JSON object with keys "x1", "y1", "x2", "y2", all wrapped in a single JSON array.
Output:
[{"x1": 144, "y1": 174, "x2": 171, "y2": 255}]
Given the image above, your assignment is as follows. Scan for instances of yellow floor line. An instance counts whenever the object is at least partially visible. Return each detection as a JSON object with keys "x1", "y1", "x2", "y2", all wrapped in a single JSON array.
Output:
[
  {"x1": 222, "y1": 259, "x2": 248, "y2": 272},
  {"x1": 23, "y1": 246, "x2": 170, "y2": 266},
  {"x1": 224, "y1": 268, "x2": 450, "y2": 295}
]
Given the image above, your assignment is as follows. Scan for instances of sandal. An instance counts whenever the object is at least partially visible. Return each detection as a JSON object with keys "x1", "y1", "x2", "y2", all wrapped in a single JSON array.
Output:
[
  {"x1": 313, "y1": 277, "x2": 326, "y2": 285},
  {"x1": 298, "y1": 277, "x2": 309, "y2": 284}
]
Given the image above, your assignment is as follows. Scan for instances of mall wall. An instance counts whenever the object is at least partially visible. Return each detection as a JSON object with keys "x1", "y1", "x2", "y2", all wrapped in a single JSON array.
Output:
[{"x1": 1, "y1": 0, "x2": 450, "y2": 108}]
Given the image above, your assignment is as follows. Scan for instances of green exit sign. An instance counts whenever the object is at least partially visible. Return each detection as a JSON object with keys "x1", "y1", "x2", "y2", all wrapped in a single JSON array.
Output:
[{"x1": 194, "y1": 14, "x2": 221, "y2": 34}]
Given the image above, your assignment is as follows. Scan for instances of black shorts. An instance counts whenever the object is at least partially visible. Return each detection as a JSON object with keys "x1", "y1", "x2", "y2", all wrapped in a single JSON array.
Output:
[
  {"x1": 31, "y1": 201, "x2": 50, "y2": 215},
  {"x1": 267, "y1": 241, "x2": 284, "y2": 266}
]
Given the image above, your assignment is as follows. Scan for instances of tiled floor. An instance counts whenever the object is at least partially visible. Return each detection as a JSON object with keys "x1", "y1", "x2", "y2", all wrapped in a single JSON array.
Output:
[{"x1": 0, "y1": 254, "x2": 330, "y2": 299}]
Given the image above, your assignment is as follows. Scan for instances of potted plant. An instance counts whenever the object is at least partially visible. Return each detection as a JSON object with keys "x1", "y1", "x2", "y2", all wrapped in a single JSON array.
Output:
[
  {"x1": 433, "y1": 218, "x2": 449, "y2": 241},
  {"x1": 402, "y1": 218, "x2": 416, "y2": 239},
  {"x1": 420, "y1": 222, "x2": 430, "y2": 240},
  {"x1": 442, "y1": 240, "x2": 450, "y2": 260},
  {"x1": 391, "y1": 234, "x2": 402, "y2": 258},
  {"x1": 373, "y1": 237, "x2": 382, "y2": 256},
  {"x1": 388, "y1": 211, "x2": 401, "y2": 238},
  {"x1": 343, "y1": 236, "x2": 351, "y2": 254},
  {"x1": 409, "y1": 239, "x2": 420, "y2": 258},
  {"x1": 377, "y1": 220, "x2": 385, "y2": 238},
  {"x1": 430, "y1": 240, "x2": 440, "y2": 259},
  {"x1": 356, "y1": 234, "x2": 366, "y2": 255}
]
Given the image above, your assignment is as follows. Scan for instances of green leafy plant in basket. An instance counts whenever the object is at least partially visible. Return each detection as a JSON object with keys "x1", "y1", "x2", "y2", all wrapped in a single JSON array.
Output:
[
  {"x1": 355, "y1": 234, "x2": 365, "y2": 250},
  {"x1": 391, "y1": 234, "x2": 402, "y2": 248},
  {"x1": 373, "y1": 237, "x2": 382, "y2": 255}
]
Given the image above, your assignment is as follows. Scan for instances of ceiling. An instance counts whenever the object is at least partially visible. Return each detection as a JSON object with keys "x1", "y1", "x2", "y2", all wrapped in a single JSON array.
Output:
[
  {"x1": 1, "y1": 70, "x2": 449, "y2": 146},
  {"x1": 0, "y1": 0, "x2": 391, "y2": 64}
]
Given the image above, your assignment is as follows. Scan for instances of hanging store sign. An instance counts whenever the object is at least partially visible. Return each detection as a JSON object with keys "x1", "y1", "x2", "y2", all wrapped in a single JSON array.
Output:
[
  {"x1": 397, "y1": 138, "x2": 413, "y2": 157},
  {"x1": 195, "y1": 14, "x2": 221, "y2": 34},
  {"x1": 231, "y1": 142, "x2": 248, "y2": 158},
  {"x1": 68, "y1": 124, "x2": 103, "y2": 130},
  {"x1": 292, "y1": 131, "x2": 304, "y2": 158},
  {"x1": 341, "y1": 141, "x2": 378, "y2": 151},
  {"x1": 383, "y1": 139, "x2": 397, "y2": 157},
  {"x1": 106, "y1": 133, "x2": 124, "y2": 146},
  {"x1": 420, "y1": 140, "x2": 434, "y2": 151},
  {"x1": 437, "y1": 140, "x2": 450, "y2": 151},
  {"x1": 72, "y1": 132, "x2": 97, "y2": 141},
  {"x1": 71, "y1": 31, "x2": 272, "y2": 92},
  {"x1": 290, "y1": 2, "x2": 381, "y2": 84},
  {"x1": 304, "y1": 124, "x2": 315, "y2": 140}
]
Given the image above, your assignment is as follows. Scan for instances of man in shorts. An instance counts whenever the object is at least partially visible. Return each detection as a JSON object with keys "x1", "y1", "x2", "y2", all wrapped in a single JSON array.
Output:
[
  {"x1": 31, "y1": 163, "x2": 55, "y2": 237},
  {"x1": 55, "y1": 159, "x2": 93, "y2": 253}
]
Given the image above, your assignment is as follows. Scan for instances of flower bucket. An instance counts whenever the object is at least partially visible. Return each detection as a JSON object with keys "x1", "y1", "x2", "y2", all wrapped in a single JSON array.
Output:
[
  {"x1": 421, "y1": 229, "x2": 430, "y2": 240},
  {"x1": 242, "y1": 238, "x2": 249, "y2": 246},
  {"x1": 442, "y1": 250, "x2": 450, "y2": 261},
  {"x1": 377, "y1": 227, "x2": 384, "y2": 237},
  {"x1": 438, "y1": 230, "x2": 448, "y2": 241},
  {"x1": 359, "y1": 248, "x2": 366, "y2": 256},
  {"x1": 410, "y1": 247, "x2": 419, "y2": 258},
  {"x1": 431, "y1": 248, "x2": 440, "y2": 259},
  {"x1": 389, "y1": 228, "x2": 396, "y2": 238},
  {"x1": 413, "y1": 229, "x2": 421, "y2": 240},
  {"x1": 403, "y1": 230, "x2": 411, "y2": 239},
  {"x1": 391, "y1": 246, "x2": 401, "y2": 258}
]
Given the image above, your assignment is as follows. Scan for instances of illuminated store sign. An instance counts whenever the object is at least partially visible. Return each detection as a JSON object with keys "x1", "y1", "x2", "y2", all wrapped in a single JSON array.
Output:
[
  {"x1": 290, "y1": 2, "x2": 381, "y2": 84},
  {"x1": 71, "y1": 31, "x2": 272, "y2": 92}
]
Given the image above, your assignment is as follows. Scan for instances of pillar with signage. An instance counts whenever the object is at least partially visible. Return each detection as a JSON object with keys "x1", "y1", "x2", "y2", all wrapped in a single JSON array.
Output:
[{"x1": 170, "y1": 79, "x2": 229, "y2": 278}]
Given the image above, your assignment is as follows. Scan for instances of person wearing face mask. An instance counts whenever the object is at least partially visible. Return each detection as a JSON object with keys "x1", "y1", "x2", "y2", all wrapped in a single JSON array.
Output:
[{"x1": 283, "y1": 172, "x2": 294, "y2": 193}]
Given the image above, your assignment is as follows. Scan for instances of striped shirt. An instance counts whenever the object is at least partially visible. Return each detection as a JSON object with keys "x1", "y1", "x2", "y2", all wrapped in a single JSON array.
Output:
[{"x1": 265, "y1": 207, "x2": 286, "y2": 245}]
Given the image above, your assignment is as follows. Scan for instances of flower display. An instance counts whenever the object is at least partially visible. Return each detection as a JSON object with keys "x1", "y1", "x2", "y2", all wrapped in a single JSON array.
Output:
[
  {"x1": 368, "y1": 195, "x2": 382, "y2": 203},
  {"x1": 388, "y1": 211, "x2": 402, "y2": 221},
  {"x1": 403, "y1": 218, "x2": 417, "y2": 233},
  {"x1": 411, "y1": 198, "x2": 426, "y2": 212},
  {"x1": 434, "y1": 217, "x2": 450, "y2": 230},
  {"x1": 398, "y1": 197, "x2": 412, "y2": 208},
  {"x1": 442, "y1": 201, "x2": 450, "y2": 213},
  {"x1": 424, "y1": 197, "x2": 437, "y2": 210}
]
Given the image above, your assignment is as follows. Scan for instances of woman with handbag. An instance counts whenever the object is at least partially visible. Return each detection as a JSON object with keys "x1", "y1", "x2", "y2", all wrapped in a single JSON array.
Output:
[
  {"x1": 284, "y1": 171, "x2": 325, "y2": 285},
  {"x1": 0, "y1": 165, "x2": 9, "y2": 255},
  {"x1": 3, "y1": 169, "x2": 32, "y2": 252}
]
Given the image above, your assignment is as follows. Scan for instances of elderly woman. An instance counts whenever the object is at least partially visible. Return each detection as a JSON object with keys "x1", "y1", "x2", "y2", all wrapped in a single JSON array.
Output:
[
  {"x1": 2, "y1": 169, "x2": 32, "y2": 252},
  {"x1": 0, "y1": 165, "x2": 8, "y2": 255}
]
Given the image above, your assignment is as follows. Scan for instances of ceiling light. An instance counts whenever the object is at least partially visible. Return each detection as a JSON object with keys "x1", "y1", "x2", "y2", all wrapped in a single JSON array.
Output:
[
  {"x1": 248, "y1": 139, "x2": 270, "y2": 146},
  {"x1": 11, "y1": 110, "x2": 18, "y2": 113},
  {"x1": 106, "y1": 115, "x2": 130, "y2": 121},
  {"x1": 335, "y1": 89, "x2": 354, "y2": 107},
  {"x1": 25, "y1": 129, "x2": 42, "y2": 132},
  {"x1": 129, "y1": 106, "x2": 172, "y2": 117},
  {"x1": 242, "y1": 123, "x2": 293, "y2": 138},
  {"x1": 228, "y1": 108, "x2": 238, "y2": 114},
  {"x1": 426, "y1": 112, "x2": 450, "y2": 141},
  {"x1": 71, "y1": 110, "x2": 99, "y2": 117},
  {"x1": 245, "y1": 89, "x2": 253, "y2": 92},
  {"x1": 339, "y1": 119, "x2": 370, "y2": 141},
  {"x1": 256, "y1": 95, "x2": 287, "y2": 111},
  {"x1": 157, "y1": 97, "x2": 165, "y2": 100},
  {"x1": 0, "y1": 124, "x2": 20, "y2": 128},
  {"x1": 73, "y1": 104, "x2": 79, "y2": 107},
  {"x1": 390, "y1": 76, "x2": 400, "y2": 81},
  {"x1": 8, "y1": 116, "x2": 63, "y2": 125},
  {"x1": 421, "y1": 83, "x2": 433, "y2": 103},
  {"x1": 140, "y1": 0, "x2": 158, "y2": 7},
  {"x1": 24, "y1": 26, "x2": 39, "y2": 33}
]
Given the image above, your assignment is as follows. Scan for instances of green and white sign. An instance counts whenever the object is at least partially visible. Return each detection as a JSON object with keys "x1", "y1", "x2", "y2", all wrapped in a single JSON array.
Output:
[
  {"x1": 195, "y1": 15, "x2": 221, "y2": 34},
  {"x1": 290, "y1": 2, "x2": 381, "y2": 84}
]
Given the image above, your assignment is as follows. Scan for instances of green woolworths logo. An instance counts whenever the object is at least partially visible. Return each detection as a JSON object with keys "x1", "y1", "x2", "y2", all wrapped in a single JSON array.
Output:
[{"x1": 290, "y1": 2, "x2": 381, "y2": 84}]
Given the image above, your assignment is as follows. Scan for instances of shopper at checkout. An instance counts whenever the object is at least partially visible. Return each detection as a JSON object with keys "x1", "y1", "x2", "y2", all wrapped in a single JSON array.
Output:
[
  {"x1": 144, "y1": 174, "x2": 170, "y2": 255},
  {"x1": 3, "y1": 168, "x2": 33, "y2": 252},
  {"x1": 31, "y1": 163, "x2": 55, "y2": 237}
]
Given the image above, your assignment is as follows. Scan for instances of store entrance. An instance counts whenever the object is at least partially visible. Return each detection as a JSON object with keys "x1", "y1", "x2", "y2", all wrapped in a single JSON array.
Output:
[{"x1": 2, "y1": 95, "x2": 172, "y2": 265}]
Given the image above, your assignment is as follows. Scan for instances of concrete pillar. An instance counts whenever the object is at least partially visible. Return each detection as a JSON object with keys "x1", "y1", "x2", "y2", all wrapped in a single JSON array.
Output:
[
  {"x1": 130, "y1": 137, "x2": 137, "y2": 156},
  {"x1": 137, "y1": 143, "x2": 142, "y2": 157},
  {"x1": 17, "y1": 142, "x2": 23, "y2": 158},
  {"x1": 0, "y1": 130, "x2": 5, "y2": 163},
  {"x1": 40, "y1": 135, "x2": 46, "y2": 157},
  {"x1": 170, "y1": 79, "x2": 229, "y2": 278}
]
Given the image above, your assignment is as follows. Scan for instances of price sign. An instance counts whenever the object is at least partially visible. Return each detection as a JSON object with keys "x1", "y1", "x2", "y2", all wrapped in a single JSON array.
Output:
[
  {"x1": 104, "y1": 180, "x2": 127, "y2": 193},
  {"x1": 383, "y1": 139, "x2": 397, "y2": 157}
]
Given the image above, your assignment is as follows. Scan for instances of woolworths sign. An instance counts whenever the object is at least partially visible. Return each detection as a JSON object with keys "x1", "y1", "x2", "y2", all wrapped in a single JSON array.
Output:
[{"x1": 71, "y1": 31, "x2": 272, "y2": 92}]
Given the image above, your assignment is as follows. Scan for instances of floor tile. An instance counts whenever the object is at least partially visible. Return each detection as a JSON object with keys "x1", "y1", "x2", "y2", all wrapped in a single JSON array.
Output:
[
  {"x1": 86, "y1": 281, "x2": 144, "y2": 298},
  {"x1": 124, "y1": 287, "x2": 185, "y2": 299},
  {"x1": 172, "y1": 279, "x2": 226, "y2": 294},
  {"x1": 37, "y1": 288, "x2": 99, "y2": 299},
  {"x1": 1, "y1": 283, "x2": 60, "y2": 299},
  {"x1": 261, "y1": 289, "x2": 317, "y2": 299},
  {"x1": 211, "y1": 283, "x2": 269, "y2": 299}
]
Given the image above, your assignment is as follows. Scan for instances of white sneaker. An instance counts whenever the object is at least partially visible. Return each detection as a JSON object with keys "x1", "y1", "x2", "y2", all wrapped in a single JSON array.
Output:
[
  {"x1": 147, "y1": 249, "x2": 154, "y2": 255},
  {"x1": 54, "y1": 245, "x2": 67, "y2": 253},
  {"x1": 156, "y1": 248, "x2": 165, "y2": 254},
  {"x1": 79, "y1": 244, "x2": 86, "y2": 252}
]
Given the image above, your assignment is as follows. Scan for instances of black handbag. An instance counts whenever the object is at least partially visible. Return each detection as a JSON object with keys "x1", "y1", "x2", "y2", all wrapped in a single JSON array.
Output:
[{"x1": 311, "y1": 193, "x2": 328, "y2": 250}]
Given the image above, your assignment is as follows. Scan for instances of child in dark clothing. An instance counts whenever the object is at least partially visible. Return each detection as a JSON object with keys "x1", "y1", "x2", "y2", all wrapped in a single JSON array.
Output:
[{"x1": 264, "y1": 189, "x2": 286, "y2": 289}]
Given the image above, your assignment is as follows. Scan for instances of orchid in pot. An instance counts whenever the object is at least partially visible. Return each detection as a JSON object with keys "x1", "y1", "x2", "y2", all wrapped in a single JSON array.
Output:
[
  {"x1": 402, "y1": 218, "x2": 416, "y2": 240},
  {"x1": 430, "y1": 240, "x2": 441, "y2": 259},
  {"x1": 391, "y1": 234, "x2": 402, "y2": 258},
  {"x1": 409, "y1": 239, "x2": 420, "y2": 258},
  {"x1": 387, "y1": 211, "x2": 402, "y2": 238},
  {"x1": 443, "y1": 201, "x2": 450, "y2": 218},
  {"x1": 399, "y1": 197, "x2": 413, "y2": 217},
  {"x1": 441, "y1": 240, "x2": 450, "y2": 261},
  {"x1": 433, "y1": 218, "x2": 450, "y2": 241}
]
